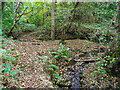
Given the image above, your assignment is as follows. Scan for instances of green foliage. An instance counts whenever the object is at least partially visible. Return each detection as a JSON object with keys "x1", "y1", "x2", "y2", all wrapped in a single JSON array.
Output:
[
  {"x1": 90, "y1": 60, "x2": 108, "y2": 86},
  {"x1": 1, "y1": 39, "x2": 21, "y2": 88},
  {"x1": 43, "y1": 57, "x2": 63, "y2": 82},
  {"x1": 16, "y1": 23, "x2": 36, "y2": 32},
  {"x1": 86, "y1": 22, "x2": 117, "y2": 44},
  {"x1": 47, "y1": 65, "x2": 62, "y2": 80},
  {"x1": 96, "y1": 2, "x2": 117, "y2": 20},
  {"x1": 2, "y1": 2, "x2": 23, "y2": 31},
  {"x1": 2, "y1": 2, "x2": 14, "y2": 31},
  {"x1": 42, "y1": 43, "x2": 70, "y2": 86},
  {"x1": 51, "y1": 43, "x2": 69, "y2": 60},
  {"x1": 49, "y1": 64, "x2": 58, "y2": 70},
  {"x1": 2, "y1": 2, "x2": 118, "y2": 40}
]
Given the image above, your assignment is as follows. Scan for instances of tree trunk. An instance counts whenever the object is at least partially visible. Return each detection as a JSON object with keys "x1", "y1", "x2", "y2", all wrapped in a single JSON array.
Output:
[
  {"x1": 51, "y1": 0, "x2": 55, "y2": 40},
  {"x1": 61, "y1": 5, "x2": 69, "y2": 41},
  {"x1": 66, "y1": 2, "x2": 79, "y2": 32},
  {"x1": 109, "y1": 4, "x2": 119, "y2": 26},
  {"x1": 7, "y1": 2, "x2": 42, "y2": 37},
  {"x1": 107, "y1": 1, "x2": 120, "y2": 77},
  {"x1": 1, "y1": 2, "x2": 5, "y2": 12},
  {"x1": 43, "y1": 2, "x2": 44, "y2": 25},
  {"x1": 7, "y1": 2, "x2": 19, "y2": 36},
  {"x1": 8, "y1": 21, "x2": 16, "y2": 36},
  {"x1": 118, "y1": 1, "x2": 120, "y2": 32},
  {"x1": 61, "y1": 2, "x2": 79, "y2": 41}
]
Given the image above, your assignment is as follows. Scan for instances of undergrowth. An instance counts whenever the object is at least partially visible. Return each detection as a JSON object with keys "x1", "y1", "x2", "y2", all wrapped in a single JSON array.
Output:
[
  {"x1": 42, "y1": 43, "x2": 70, "y2": 87},
  {"x1": 0, "y1": 34, "x2": 21, "y2": 88}
]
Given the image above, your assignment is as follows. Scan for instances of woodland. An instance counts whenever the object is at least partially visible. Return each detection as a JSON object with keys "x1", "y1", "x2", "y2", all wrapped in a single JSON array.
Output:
[{"x1": 0, "y1": 1, "x2": 120, "y2": 89}]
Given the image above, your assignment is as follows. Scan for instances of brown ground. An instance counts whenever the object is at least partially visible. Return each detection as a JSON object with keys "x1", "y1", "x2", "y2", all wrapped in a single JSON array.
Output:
[{"x1": 1, "y1": 33, "x2": 120, "y2": 88}]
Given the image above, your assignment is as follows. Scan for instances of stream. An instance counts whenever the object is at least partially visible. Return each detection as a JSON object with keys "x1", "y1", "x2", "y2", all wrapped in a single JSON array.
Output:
[
  {"x1": 55, "y1": 47, "x2": 105, "y2": 89},
  {"x1": 67, "y1": 63, "x2": 84, "y2": 88}
]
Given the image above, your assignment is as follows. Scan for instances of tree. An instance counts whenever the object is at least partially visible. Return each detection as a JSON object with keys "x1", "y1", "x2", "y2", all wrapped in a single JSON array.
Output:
[
  {"x1": 43, "y1": 3, "x2": 44, "y2": 25},
  {"x1": 109, "y1": 3, "x2": 119, "y2": 26},
  {"x1": 7, "y1": 2, "x2": 42, "y2": 37},
  {"x1": 7, "y1": 2, "x2": 32, "y2": 36},
  {"x1": 51, "y1": 0, "x2": 55, "y2": 40},
  {"x1": 61, "y1": 2, "x2": 79, "y2": 41},
  {"x1": 118, "y1": 1, "x2": 120, "y2": 33},
  {"x1": 106, "y1": 1, "x2": 120, "y2": 77}
]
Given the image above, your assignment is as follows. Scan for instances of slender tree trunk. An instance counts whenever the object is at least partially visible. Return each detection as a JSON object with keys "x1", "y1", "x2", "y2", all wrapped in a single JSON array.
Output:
[
  {"x1": 8, "y1": 21, "x2": 16, "y2": 35},
  {"x1": 61, "y1": 2, "x2": 79, "y2": 41},
  {"x1": 65, "y1": 2, "x2": 79, "y2": 33},
  {"x1": 109, "y1": 4, "x2": 119, "y2": 26},
  {"x1": 43, "y1": 2, "x2": 44, "y2": 25},
  {"x1": 118, "y1": 1, "x2": 120, "y2": 32},
  {"x1": 1, "y1": 2, "x2": 4, "y2": 11},
  {"x1": 61, "y1": 6, "x2": 69, "y2": 41},
  {"x1": 118, "y1": 1, "x2": 120, "y2": 48},
  {"x1": 51, "y1": 0, "x2": 55, "y2": 40},
  {"x1": 8, "y1": 2, "x2": 19, "y2": 36},
  {"x1": 13, "y1": 2, "x2": 14, "y2": 8}
]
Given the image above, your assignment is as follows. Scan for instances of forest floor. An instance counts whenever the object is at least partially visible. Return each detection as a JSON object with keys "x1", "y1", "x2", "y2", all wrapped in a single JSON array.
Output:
[{"x1": 1, "y1": 31, "x2": 120, "y2": 88}]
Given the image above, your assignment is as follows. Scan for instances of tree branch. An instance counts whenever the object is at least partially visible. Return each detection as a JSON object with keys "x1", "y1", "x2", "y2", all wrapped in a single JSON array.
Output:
[
  {"x1": 61, "y1": 2, "x2": 79, "y2": 41},
  {"x1": 118, "y1": 1, "x2": 120, "y2": 32},
  {"x1": 65, "y1": 2, "x2": 79, "y2": 33},
  {"x1": 109, "y1": 4, "x2": 119, "y2": 26},
  {"x1": 8, "y1": 3, "x2": 42, "y2": 36}
]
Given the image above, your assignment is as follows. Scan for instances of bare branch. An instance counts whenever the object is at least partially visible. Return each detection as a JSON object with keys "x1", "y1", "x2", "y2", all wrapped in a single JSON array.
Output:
[
  {"x1": 16, "y1": 2, "x2": 20, "y2": 11},
  {"x1": 14, "y1": 2, "x2": 18, "y2": 20}
]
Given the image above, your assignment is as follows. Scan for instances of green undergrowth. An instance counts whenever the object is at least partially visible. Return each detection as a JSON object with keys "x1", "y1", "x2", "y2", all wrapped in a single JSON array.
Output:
[
  {"x1": 0, "y1": 34, "x2": 22, "y2": 88},
  {"x1": 42, "y1": 43, "x2": 70, "y2": 88}
]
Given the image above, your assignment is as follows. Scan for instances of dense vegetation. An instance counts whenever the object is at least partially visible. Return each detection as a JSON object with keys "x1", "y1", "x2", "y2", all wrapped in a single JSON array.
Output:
[{"x1": 1, "y1": 1, "x2": 120, "y2": 89}]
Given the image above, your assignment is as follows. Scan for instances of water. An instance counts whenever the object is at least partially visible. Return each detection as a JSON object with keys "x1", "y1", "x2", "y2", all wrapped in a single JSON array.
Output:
[{"x1": 65, "y1": 63, "x2": 85, "y2": 89}]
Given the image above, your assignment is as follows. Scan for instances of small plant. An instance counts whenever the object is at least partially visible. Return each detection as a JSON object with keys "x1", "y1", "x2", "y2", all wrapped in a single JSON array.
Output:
[
  {"x1": 42, "y1": 56, "x2": 63, "y2": 84},
  {"x1": 50, "y1": 43, "x2": 69, "y2": 60},
  {"x1": 42, "y1": 43, "x2": 70, "y2": 87},
  {"x1": 47, "y1": 64, "x2": 62, "y2": 80},
  {"x1": 1, "y1": 39, "x2": 21, "y2": 88}
]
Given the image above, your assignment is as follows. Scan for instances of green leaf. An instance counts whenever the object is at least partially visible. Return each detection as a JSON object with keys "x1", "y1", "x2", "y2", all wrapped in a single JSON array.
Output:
[
  {"x1": 90, "y1": 73, "x2": 95, "y2": 77},
  {"x1": 51, "y1": 52, "x2": 59, "y2": 54},
  {"x1": 53, "y1": 74, "x2": 62, "y2": 79},
  {"x1": 107, "y1": 56, "x2": 110, "y2": 58},
  {"x1": 100, "y1": 67, "x2": 103, "y2": 69},
  {"x1": 99, "y1": 37, "x2": 104, "y2": 40},
  {"x1": 110, "y1": 36, "x2": 113, "y2": 39},
  {"x1": 48, "y1": 68, "x2": 56, "y2": 74},
  {"x1": 100, "y1": 77, "x2": 103, "y2": 79},
  {"x1": 50, "y1": 64, "x2": 58, "y2": 70},
  {"x1": 62, "y1": 55, "x2": 67, "y2": 58},
  {"x1": 55, "y1": 55, "x2": 60, "y2": 58},
  {"x1": 0, "y1": 68, "x2": 5, "y2": 73}
]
